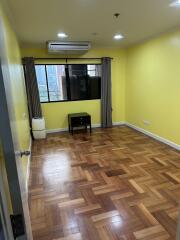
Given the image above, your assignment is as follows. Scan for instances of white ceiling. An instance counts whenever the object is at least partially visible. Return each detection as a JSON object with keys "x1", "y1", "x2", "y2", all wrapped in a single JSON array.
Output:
[{"x1": 5, "y1": 0, "x2": 180, "y2": 48}]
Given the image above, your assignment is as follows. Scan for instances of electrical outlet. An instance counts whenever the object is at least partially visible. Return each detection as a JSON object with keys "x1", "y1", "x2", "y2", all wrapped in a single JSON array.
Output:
[{"x1": 143, "y1": 120, "x2": 150, "y2": 126}]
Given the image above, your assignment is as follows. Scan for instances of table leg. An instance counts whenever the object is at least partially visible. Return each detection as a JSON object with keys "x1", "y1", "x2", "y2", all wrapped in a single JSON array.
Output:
[
  {"x1": 90, "y1": 123, "x2": 92, "y2": 134},
  {"x1": 68, "y1": 123, "x2": 70, "y2": 133},
  {"x1": 71, "y1": 126, "x2": 73, "y2": 135}
]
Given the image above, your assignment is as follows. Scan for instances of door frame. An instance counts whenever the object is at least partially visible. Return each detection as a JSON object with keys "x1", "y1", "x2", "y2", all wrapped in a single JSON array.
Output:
[
  {"x1": 0, "y1": 15, "x2": 32, "y2": 240},
  {"x1": 0, "y1": 60, "x2": 27, "y2": 239}
]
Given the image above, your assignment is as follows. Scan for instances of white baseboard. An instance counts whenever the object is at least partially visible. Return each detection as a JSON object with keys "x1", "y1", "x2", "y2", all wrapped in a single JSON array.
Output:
[
  {"x1": 90, "y1": 123, "x2": 101, "y2": 128},
  {"x1": 26, "y1": 137, "x2": 32, "y2": 193},
  {"x1": 46, "y1": 122, "x2": 125, "y2": 134},
  {"x1": 46, "y1": 124, "x2": 100, "y2": 134},
  {"x1": 125, "y1": 122, "x2": 180, "y2": 151},
  {"x1": 113, "y1": 121, "x2": 125, "y2": 126},
  {"x1": 46, "y1": 127, "x2": 68, "y2": 133}
]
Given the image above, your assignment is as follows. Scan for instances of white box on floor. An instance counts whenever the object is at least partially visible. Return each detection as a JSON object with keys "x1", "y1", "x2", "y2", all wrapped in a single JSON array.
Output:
[
  {"x1": 32, "y1": 118, "x2": 46, "y2": 139},
  {"x1": 32, "y1": 129, "x2": 46, "y2": 139}
]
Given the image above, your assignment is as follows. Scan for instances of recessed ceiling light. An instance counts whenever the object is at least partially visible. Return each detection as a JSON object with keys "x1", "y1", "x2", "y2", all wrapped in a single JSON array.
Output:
[
  {"x1": 57, "y1": 32, "x2": 68, "y2": 38},
  {"x1": 114, "y1": 34, "x2": 124, "y2": 40},
  {"x1": 170, "y1": 0, "x2": 180, "y2": 7}
]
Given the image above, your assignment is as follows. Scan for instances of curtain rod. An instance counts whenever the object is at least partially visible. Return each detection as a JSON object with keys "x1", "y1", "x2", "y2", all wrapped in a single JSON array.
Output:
[{"x1": 31, "y1": 57, "x2": 113, "y2": 61}]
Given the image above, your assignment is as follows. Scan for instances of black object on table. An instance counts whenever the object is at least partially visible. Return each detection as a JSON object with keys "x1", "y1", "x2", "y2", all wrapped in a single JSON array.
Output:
[{"x1": 68, "y1": 112, "x2": 91, "y2": 135}]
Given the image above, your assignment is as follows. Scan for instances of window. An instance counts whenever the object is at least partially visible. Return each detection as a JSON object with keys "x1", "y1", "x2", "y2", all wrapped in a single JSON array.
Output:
[{"x1": 35, "y1": 64, "x2": 101, "y2": 103}]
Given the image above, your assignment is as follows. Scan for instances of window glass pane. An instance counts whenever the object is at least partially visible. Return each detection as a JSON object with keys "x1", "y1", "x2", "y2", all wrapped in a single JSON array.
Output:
[
  {"x1": 87, "y1": 65, "x2": 95, "y2": 71},
  {"x1": 88, "y1": 65, "x2": 101, "y2": 99},
  {"x1": 35, "y1": 65, "x2": 48, "y2": 102},
  {"x1": 68, "y1": 65, "x2": 88, "y2": 100},
  {"x1": 68, "y1": 64, "x2": 101, "y2": 100},
  {"x1": 46, "y1": 65, "x2": 67, "y2": 101},
  {"x1": 87, "y1": 65, "x2": 96, "y2": 77}
]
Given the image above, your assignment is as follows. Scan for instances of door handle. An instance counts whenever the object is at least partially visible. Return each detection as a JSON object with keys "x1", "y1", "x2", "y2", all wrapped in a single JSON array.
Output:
[{"x1": 20, "y1": 151, "x2": 31, "y2": 157}]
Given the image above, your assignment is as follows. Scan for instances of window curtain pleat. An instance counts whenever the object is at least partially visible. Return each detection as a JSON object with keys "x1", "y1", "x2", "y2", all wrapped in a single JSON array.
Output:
[
  {"x1": 23, "y1": 57, "x2": 42, "y2": 127},
  {"x1": 101, "y1": 57, "x2": 112, "y2": 128}
]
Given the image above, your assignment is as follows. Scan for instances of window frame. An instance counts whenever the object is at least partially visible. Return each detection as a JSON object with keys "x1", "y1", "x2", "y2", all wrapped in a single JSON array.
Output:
[{"x1": 35, "y1": 63, "x2": 101, "y2": 103}]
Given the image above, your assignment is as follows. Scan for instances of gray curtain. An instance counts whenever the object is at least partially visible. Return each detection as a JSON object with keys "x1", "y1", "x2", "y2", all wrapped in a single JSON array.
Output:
[
  {"x1": 101, "y1": 57, "x2": 112, "y2": 128},
  {"x1": 23, "y1": 57, "x2": 42, "y2": 124}
]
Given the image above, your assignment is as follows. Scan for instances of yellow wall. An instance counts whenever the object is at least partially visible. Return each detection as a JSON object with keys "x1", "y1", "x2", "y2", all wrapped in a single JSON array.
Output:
[
  {"x1": 22, "y1": 23, "x2": 180, "y2": 147},
  {"x1": 126, "y1": 30, "x2": 180, "y2": 145},
  {"x1": 22, "y1": 48, "x2": 126, "y2": 130},
  {"x1": 0, "y1": 3, "x2": 30, "y2": 180}
]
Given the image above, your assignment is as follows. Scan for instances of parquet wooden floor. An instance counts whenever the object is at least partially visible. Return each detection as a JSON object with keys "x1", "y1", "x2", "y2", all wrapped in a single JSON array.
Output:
[{"x1": 29, "y1": 126, "x2": 180, "y2": 240}]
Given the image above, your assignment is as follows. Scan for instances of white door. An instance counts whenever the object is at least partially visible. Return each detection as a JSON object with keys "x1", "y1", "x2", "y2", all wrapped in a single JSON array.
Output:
[{"x1": 0, "y1": 16, "x2": 33, "y2": 240}]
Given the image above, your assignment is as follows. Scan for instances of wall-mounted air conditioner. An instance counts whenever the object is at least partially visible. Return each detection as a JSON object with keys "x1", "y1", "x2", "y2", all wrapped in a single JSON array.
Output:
[{"x1": 47, "y1": 41, "x2": 91, "y2": 54}]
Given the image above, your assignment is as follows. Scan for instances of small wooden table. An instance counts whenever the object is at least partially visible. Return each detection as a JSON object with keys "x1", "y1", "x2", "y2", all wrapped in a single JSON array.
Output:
[{"x1": 68, "y1": 112, "x2": 91, "y2": 135}]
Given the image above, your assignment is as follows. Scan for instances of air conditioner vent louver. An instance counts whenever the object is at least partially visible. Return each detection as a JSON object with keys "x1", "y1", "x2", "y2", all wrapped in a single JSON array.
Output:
[{"x1": 47, "y1": 41, "x2": 91, "y2": 54}]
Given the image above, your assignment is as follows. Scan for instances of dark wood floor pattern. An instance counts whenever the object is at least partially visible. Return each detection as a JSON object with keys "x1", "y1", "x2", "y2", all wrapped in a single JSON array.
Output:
[{"x1": 29, "y1": 126, "x2": 180, "y2": 240}]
